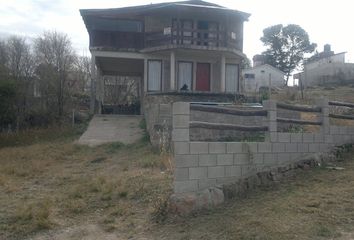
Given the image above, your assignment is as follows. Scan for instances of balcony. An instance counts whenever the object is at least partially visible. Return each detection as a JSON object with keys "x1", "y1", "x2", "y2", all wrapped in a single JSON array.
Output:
[{"x1": 145, "y1": 28, "x2": 241, "y2": 50}]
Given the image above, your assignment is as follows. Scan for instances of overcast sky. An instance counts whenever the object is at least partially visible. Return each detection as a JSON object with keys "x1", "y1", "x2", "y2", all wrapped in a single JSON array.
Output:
[{"x1": 1, "y1": 0, "x2": 354, "y2": 66}]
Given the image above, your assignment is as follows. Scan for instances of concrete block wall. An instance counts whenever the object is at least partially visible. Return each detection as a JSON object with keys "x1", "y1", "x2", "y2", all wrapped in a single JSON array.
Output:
[{"x1": 172, "y1": 100, "x2": 354, "y2": 194}]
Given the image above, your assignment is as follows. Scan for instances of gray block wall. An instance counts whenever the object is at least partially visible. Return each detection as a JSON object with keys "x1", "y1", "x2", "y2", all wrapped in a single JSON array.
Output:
[{"x1": 172, "y1": 100, "x2": 354, "y2": 194}]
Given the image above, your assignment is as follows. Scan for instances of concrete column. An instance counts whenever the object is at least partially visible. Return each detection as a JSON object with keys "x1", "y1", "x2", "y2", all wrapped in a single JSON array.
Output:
[
  {"x1": 90, "y1": 54, "x2": 96, "y2": 114},
  {"x1": 316, "y1": 98, "x2": 330, "y2": 134},
  {"x1": 143, "y1": 58, "x2": 148, "y2": 92},
  {"x1": 220, "y1": 55, "x2": 226, "y2": 92},
  {"x1": 263, "y1": 100, "x2": 277, "y2": 142},
  {"x1": 170, "y1": 51, "x2": 176, "y2": 91}
]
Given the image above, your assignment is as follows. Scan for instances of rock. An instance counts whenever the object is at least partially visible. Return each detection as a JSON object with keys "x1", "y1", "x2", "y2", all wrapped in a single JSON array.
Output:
[{"x1": 169, "y1": 187, "x2": 225, "y2": 215}]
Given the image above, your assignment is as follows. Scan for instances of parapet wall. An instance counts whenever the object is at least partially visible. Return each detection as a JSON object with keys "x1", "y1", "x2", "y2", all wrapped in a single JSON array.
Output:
[{"x1": 172, "y1": 100, "x2": 354, "y2": 193}]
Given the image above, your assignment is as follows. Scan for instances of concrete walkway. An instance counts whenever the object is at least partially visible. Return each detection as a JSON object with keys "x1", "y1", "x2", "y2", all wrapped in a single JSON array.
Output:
[{"x1": 78, "y1": 115, "x2": 144, "y2": 146}]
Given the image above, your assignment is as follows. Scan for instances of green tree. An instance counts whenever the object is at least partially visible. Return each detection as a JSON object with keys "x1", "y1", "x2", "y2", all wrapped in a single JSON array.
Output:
[{"x1": 260, "y1": 24, "x2": 316, "y2": 85}]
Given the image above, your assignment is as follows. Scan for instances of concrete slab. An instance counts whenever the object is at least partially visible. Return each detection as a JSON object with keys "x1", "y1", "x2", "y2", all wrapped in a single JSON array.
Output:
[{"x1": 77, "y1": 115, "x2": 144, "y2": 146}]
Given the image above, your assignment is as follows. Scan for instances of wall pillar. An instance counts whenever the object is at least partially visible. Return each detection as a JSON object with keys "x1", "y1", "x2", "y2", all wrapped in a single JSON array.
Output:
[
  {"x1": 170, "y1": 51, "x2": 176, "y2": 91},
  {"x1": 220, "y1": 54, "x2": 226, "y2": 92},
  {"x1": 316, "y1": 98, "x2": 330, "y2": 134},
  {"x1": 143, "y1": 58, "x2": 148, "y2": 92},
  {"x1": 263, "y1": 100, "x2": 277, "y2": 142},
  {"x1": 90, "y1": 54, "x2": 96, "y2": 114}
]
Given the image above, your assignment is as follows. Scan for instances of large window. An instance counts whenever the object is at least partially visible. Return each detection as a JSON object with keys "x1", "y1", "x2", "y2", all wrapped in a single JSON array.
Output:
[
  {"x1": 148, "y1": 60, "x2": 162, "y2": 91},
  {"x1": 178, "y1": 62, "x2": 193, "y2": 91},
  {"x1": 225, "y1": 64, "x2": 239, "y2": 93}
]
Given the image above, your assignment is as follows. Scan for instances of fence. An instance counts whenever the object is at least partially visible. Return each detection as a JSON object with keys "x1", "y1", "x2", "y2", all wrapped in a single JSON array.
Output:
[{"x1": 172, "y1": 99, "x2": 354, "y2": 193}]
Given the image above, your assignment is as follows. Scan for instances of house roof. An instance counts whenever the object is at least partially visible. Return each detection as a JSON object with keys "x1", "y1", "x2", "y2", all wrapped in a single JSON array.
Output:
[
  {"x1": 244, "y1": 64, "x2": 285, "y2": 75},
  {"x1": 80, "y1": 0, "x2": 250, "y2": 20},
  {"x1": 305, "y1": 51, "x2": 347, "y2": 65}
]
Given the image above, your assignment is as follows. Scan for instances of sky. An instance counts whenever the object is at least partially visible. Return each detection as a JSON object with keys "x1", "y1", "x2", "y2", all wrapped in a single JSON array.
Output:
[{"x1": 1, "y1": 0, "x2": 354, "y2": 66}]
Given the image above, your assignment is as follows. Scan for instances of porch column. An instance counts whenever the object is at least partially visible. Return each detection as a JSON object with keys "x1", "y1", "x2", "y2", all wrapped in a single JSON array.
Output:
[
  {"x1": 170, "y1": 51, "x2": 176, "y2": 91},
  {"x1": 143, "y1": 58, "x2": 148, "y2": 92},
  {"x1": 220, "y1": 54, "x2": 226, "y2": 92},
  {"x1": 90, "y1": 54, "x2": 96, "y2": 114}
]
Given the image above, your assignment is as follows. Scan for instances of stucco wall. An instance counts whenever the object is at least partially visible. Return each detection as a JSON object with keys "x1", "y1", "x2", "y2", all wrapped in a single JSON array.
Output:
[{"x1": 243, "y1": 65, "x2": 285, "y2": 92}]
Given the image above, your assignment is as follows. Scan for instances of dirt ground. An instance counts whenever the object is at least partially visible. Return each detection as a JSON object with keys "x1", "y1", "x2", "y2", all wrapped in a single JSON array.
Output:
[{"x1": 1, "y1": 126, "x2": 354, "y2": 240}]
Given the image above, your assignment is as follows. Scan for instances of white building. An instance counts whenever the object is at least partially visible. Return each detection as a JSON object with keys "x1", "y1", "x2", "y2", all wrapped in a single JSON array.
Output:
[
  {"x1": 243, "y1": 59, "x2": 285, "y2": 92},
  {"x1": 294, "y1": 44, "x2": 354, "y2": 87}
]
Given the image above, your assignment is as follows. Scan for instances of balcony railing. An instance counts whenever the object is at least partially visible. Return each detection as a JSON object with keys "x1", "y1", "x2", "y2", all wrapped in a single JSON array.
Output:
[
  {"x1": 89, "y1": 28, "x2": 241, "y2": 51},
  {"x1": 145, "y1": 28, "x2": 241, "y2": 50}
]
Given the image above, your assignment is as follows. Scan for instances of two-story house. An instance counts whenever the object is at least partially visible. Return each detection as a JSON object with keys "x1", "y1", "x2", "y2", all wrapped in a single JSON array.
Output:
[{"x1": 80, "y1": 0, "x2": 250, "y2": 115}]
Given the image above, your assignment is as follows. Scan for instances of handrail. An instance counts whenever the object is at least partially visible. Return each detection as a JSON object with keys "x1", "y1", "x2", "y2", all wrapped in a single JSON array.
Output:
[
  {"x1": 329, "y1": 101, "x2": 354, "y2": 108},
  {"x1": 276, "y1": 102, "x2": 322, "y2": 113},
  {"x1": 191, "y1": 105, "x2": 267, "y2": 116},
  {"x1": 190, "y1": 121, "x2": 268, "y2": 132},
  {"x1": 277, "y1": 117, "x2": 322, "y2": 125}
]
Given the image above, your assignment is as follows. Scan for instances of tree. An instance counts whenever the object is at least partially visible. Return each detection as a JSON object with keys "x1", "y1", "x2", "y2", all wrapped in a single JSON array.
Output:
[
  {"x1": 260, "y1": 24, "x2": 316, "y2": 85},
  {"x1": 34, "y1": 31, "x2": 76, "y2": 118}
]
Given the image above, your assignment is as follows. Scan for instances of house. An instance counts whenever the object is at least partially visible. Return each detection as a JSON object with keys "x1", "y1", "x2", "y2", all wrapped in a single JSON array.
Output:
[
  {"x1": 243, "y1": 55, "x2": 285, "y2": 92},
  {"x1": 80, "y1": 0, "x2": 250, "y2": 115},
  {"x1": 294, "y1": 44, "x2": 354, "y2": 87}
]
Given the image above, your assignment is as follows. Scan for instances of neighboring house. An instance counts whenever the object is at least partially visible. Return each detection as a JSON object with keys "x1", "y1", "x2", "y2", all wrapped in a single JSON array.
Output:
[
  {"x1": 294, "y1": 44, "x2": 354, "y2": 87},
  {"x1": 80, "y1": 0, "x2": 250, "y2": 114},
  {"x1": 243, "y1": 55, "x2": 285, "y2": 92}
]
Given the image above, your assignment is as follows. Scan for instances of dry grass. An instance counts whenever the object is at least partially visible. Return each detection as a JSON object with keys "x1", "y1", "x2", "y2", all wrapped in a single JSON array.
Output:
[{"x1": 2, "y1": 125, "x2": 354, "y2": 239}]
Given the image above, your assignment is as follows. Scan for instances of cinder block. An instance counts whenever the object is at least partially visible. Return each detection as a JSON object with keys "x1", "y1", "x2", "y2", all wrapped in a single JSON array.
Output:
[
  {"x1": 314, "y1": 133, "x2": 324, "y2": 143},
  {"x1": 199, "y1": 154, "x2": 217, "y2": 166},
  {"x1": 234, "y1": 153, "x2": 249, "y2": 165},
  {"x1": 270, "y1": 132, "x2": 278, "y2": 142},
  {"x1": 226, "y1": 142, "x2": 243, "y2": 153},
  {"x1": 172, "y1": 129, "x2": 189, "y2": 141},
  {"x1": 344, "y1": 135, "x2": 352, "y2": 143},
  {"x1": 225, "y1": 165, "x2": 242, "y2": 177},
  {"x1": 278, "y1": 133, "x2": 291, "y2": 143},
  {"x1": 268, "y1": 111, "x2": 277, "y2": 121},
  {"x1": 272, "y1": 143, "x2": 285, "y2": 153},
  {"x1": 263, "y1": 100, "x2": 277, "y2": 110},
  {"x1": 258, "y1": 143, "x2": 272, "y2": 153},
  {"x1": 208, "y1": 166, "x2": 225, "y2": 178},
  {"x1": 325, "y1": 135, "x2": 333, "y2": 143},
  {"x1": 174, "y1": 142, "x2": 190, "y2": 154},
  {"x1": 198, "y1": 178, "x2": 217, "y2": 190},
  {"x1": 303, "y1": 133, "x2": 314, "y2": 143},
  {"x1": 339, "y1": 126, "x2": 348, "y2": 135},
  {"x1": 189, "y1": 167, "x2": 207, "y2": 180},
  {"x1": 190, "y1": 142, "x2": 208, "y2": 154},
  {"x1": 263, "y1": 153, "x2": 277, "y2": 165},
  {"x1": 253, "y1": 153, "x2": 264, "y2": 164},
  {"x1": 217, "y1": 154, "x2": 234, "y2": 165},
  {"x1": 291, "y1": 153, "x2": 302, "y2": 161},
  {"x1": 309, "y1": 143, "x2": 320, "y2": 153},
  {"x1": 174, "y1": 168, "x2": 189, "y2": 181},
  {"x1": 269, "y1": 121, "x2": 277, "y2": 132},
  {"x1": 333, "y1": 135, "x2": 343, "y2": 144},
  {"x1": 209, "y1": 142, "x2": 226, "y2": 154},
  {"x1": 174, "y1": 180, "x2": 198, "y2": 193},
  {"x1": 277, "y1": 153, "x2": 291, "y2": 163},
  {"x1": 173, "y1": 102, "x2": 190, "y2": 115},
  {"x1": 285, "y1": 143, "x2": 297, "y2": 153},
  {"x1": 290, "y1": 133, "x2": 302, "y2": 143},
  {"x1": 159, "y1": 104, "x2": 172, "y2": 116},
  {"x1": 319, "y1": 143, "x2": 331, "y2": 152},
  {"x1": 174, "y1": 154, "x2": 198, "y2": 168},
  {"x1": 243, "y1": 142, "x2": 258, "y2": 153},
  {"x1": 348, "y1": 127, "x2": 354, "y2": 135},
  {"x1": 330, "y1": 126, "x2": 340, "y2": 135},
  {"x1": 216, "y1": 177, "x2": 239, "y2": 185},
  {"x1": 172, "y1": 115, "x2": 189, "y2": 129},
  {"x1": 297, "y1": 143, "x2": 309, "y2": 153}
]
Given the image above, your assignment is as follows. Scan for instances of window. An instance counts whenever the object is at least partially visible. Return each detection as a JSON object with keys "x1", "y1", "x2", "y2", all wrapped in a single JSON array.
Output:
[
  {"x1": 148, "y1": 60, "x2": 162, "y2": 91},
  {"x1": 225, "y1": 64, "x2": 239, "y2": 92},
  {"x1": 244, "y1": 73, "x2": 255, "y2": 79},
  {"x1": 178, "y1": 62, "x2": 193, "y2": 91}
]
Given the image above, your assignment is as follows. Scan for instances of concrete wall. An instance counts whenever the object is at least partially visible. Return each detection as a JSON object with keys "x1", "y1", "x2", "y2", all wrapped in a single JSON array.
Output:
[
  {"x1": 172, "y1": 100, "x2": 354, "y2": 193},
  {"x1": 243, "y1": 65, "x2": 285, "y2": 92}
]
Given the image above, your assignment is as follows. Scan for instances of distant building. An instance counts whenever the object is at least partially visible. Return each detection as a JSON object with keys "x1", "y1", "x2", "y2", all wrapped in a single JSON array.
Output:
[
  {"x1": 294, "y1": 44, "x2": 354, "y2": 87},
  {"x1": 242, "y1": 55, "x2": 285, "y2": 92}
]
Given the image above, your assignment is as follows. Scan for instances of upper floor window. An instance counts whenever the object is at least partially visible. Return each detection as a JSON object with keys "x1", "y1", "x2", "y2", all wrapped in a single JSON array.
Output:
[{"x1": 88, "y1": 17, "x2": 142, "y2": 32}]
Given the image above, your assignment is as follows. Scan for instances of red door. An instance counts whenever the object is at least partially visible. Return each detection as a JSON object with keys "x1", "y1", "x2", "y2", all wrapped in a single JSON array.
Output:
[{"x1": 196, "y1": 63, "x2": 210, "y2": 91}]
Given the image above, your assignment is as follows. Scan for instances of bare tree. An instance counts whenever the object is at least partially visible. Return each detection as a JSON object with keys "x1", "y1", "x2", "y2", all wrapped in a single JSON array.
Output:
[{"x1": 34, "y1": 31, "x2": 76, "y2": 118}]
